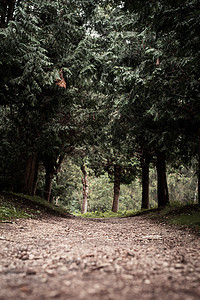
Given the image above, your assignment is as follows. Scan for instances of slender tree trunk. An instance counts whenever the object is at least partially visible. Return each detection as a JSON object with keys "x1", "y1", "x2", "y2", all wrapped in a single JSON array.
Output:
[
  {"x1": 0, "y1": 0, "x2": 16, "y2": 27},
  {"x1": 81, "y1": 164, "x2": 89, "y2": 214},
  {"x1": 156, "y1": 151, "x2": 169, "y2": 207},
  {"x1": 23, "y1": 156, "x2": 32, "y2": 194},
  {"x1": 22, "y1": 153, "x2": 38, "y2": 195},
  {"x1": 194, "y1": 181, "x2": 198, "y2": 203},
  {"x1": 198, "y1": 128, "x2": 200, "y2": 206},
  {"x1": 32, "y1": 158, "x2": 39, "y2": 196},
  {"x1": 112, "y1": 165, "x2": 122, "y2": 212},
  {"x1": 7, "y1": 0, "x2": 15, "y2": 23},
  {"x1": 141, "y1": 155, "x2": 150, "y2": 209},
  {"x1": 44, "y1": 169, "x2": 54, "y2": 203},
  {"x1": 0, "y1": 0, "x2": 7, "y2": 27},
  {"x1": 43, "y1": 154, "x2": 64, "y2": 203}
]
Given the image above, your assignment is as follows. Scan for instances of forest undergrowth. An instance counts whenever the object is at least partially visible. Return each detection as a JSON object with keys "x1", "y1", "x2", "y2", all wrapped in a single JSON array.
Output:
[{"x1": 1, "y1": 192, "x2": 200, "y2": 232}]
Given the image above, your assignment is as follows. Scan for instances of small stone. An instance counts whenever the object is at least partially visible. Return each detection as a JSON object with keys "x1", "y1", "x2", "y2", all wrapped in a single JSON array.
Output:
[
  {"x1": 127, "y1": 252, "x2": 135, "y2": 257},
  {"x1": 174, "y1": 264, "x2": 184, "y2": 269},
  {"x1": 40, "y1": 277, "x2": 48, "y2": 283},
  {"x1": 20, "y1": 286, "x2": 31, "y2": 293},
  {"x1": 26, "y1": 269, "x2": 37, "y2": 275},
  {"x1": 144, "y1": 279, "x2": 151, "y2": 284},
  {"x1": 121, "y1": 274, "x2": 133, "y2": 280},
  {"x1": 63, "y1": 280, "x2": 72, "y2": 287},
  {"x1": 162, "y1": 262, "x2": 169, "y2": 267},
  {"x1": 28, "y1": 254, "x2": 35, "y2": 260},
  {"x1": 46, "y1": 270, "x2": 55, "y2": 277},
  {"x1": 49, "y1": 291, "x2": 61, "y2": 298},
  {"x1": 21, "y1": 255, "x2": 29, "y2": 261}
]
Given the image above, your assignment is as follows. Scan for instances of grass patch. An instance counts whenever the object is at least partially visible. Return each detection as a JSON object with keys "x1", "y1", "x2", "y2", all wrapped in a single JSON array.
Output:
[
  {"x1": 74, "y1": 210, "x2": 139, "y2": 218},
  {"x1": 0, "y1": 195, "x2": 34, "y2": 221},
  {"x1": 140, "y1": 203, "x2": 200, "y2": 230},
  {"x1": 14, "y1": 193, "x2": 70, "y2": 216},
  {"x1": 74, "y1": 203, "x2": 200, "y2": 231},
  {"x1": 0, "y1": 192, "x2": 71, "y2": 222},
  {"x1": 1, "y1": 191, "x2": 199, "y2": 230},
  {"x1": 0, "y1": 205, "x2": 33, "y2": 221},
  {"x1": 168, "y1": 212, "x2": 200, "y2": 228}
]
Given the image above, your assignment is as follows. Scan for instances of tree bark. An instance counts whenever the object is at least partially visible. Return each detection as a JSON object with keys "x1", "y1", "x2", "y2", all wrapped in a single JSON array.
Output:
[
  {"x1": 81, "y1": 164, "x2": 89, "y2": 214},
  {"x1": 141, "y1": 154, "x2": 150, "y2": 209},
  {"x1": 112, "y1": 165, "x2": 122, "y2": 212},
  {"x1": 156, "y1": 151, "x2": 169, "y2": 207},
  {"x1": 7, "y1": 0, "x2": 15, "y2": 23},
  {"x1": 44, "y1": 169, "x2": 54, "y2": 203},
  {"x1": 32, "y1": 158, "x2": 39, "y2": 196},
  {"x1": 0, "y1": 0, "x2": 16, "y2": 27},
  {"x1": 22, "y1": 153, "x2": 38, "y2": 195},
  {"x1": 198, "y1": 128, "x2": 200, "y2": 206},
  {"x1": 0, "y1": 0, "x2": 7, "y2": 27},
  {"x1": 43, "y1": 154, "x2": 64, "y2": 203}
]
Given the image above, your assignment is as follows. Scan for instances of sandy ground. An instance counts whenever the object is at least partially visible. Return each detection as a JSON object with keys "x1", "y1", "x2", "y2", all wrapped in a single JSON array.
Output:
[{"x1": 0, "y1": 215, "x2": 200, "y2": 300}]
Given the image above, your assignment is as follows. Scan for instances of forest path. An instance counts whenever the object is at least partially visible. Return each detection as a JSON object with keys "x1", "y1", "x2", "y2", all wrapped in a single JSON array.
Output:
[{"x1": 0, "y1": 215, "x2": 200, "y2": 300}]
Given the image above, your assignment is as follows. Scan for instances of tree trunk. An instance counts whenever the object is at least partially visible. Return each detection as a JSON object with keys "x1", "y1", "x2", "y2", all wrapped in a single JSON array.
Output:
[
  {"x1": 43, "y1": 154, "x2": 64, "y2": 203},
  {"x1": 81, "y1": 164, "x2": 89, "y2": 214},
  {"x1": 32, "y1": 158, "x2": 39, "y2": 196},
  {"x1": 0, "y1": 0, "x2": 16, "y2": 27},
  {"x1": 141, "y1": 155, "x2": 150, "y2": 209},
  {"x1": 156, "y1": 151, "x2": 169, "y2": 207},
  {"x1": 44, "y1": 168, "x2": 54, "y2": 203},
  {"x1": 198, "y1": 128, "x2": 200, "y2": 206},
  {"x1": 0, "y1": 0, "x2": 7, "y2": 27},
  {"x1": 7, "y1": 0, "x2": 15, "y2": 22},
  {"x1": 22, "y1": 153, "x2": 38, "y2": 195},
  {"x1": 112, "y1": 165, "x2": 122, "y2": 212}
]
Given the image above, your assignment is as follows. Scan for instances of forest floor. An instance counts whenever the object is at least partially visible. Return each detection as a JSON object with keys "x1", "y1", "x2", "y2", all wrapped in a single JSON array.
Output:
[{"x1": 1, "y1": 209, "x2": 200, "y2": 300}]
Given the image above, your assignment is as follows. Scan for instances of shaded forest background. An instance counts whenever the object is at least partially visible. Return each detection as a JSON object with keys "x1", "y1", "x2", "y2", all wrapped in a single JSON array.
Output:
[{"x1": 0, "y1": 0, "x2": 199, "y2": 213}]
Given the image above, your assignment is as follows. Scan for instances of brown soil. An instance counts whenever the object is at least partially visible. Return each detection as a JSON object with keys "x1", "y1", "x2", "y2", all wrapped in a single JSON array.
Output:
[{"x1": 0, "y1": 214, "x2": 200, "y2": 300}]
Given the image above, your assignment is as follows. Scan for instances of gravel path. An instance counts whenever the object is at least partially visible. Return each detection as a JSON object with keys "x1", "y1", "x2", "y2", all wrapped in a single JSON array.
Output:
[{"x1": 0, "y1": 215, "x2": 200, "y2": 300}]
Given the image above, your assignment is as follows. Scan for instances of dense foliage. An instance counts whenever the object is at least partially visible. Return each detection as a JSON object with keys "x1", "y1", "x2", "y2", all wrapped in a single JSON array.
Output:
[{"x1": 0, "y1": 0, "x2": 199, "y2": 212}]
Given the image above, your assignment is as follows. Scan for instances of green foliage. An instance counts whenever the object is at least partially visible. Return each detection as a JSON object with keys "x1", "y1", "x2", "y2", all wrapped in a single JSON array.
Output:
[
  {"x1": 49, "y1": 158, "x2": 197, "y2": 213},
  {"x1": 51, "y1": 158, "x2": 83, "y2": 211},
  {"x1": 167, "y1": 167, "x2": 197, "y2": 204},
  {"x1": 0, "y1": 0, "x2": 100, "y2": 193},
  {"x1": 0, "y1": 205, "x2": 33, "y2": 221},
  {"x1": 87, "y1": 174, "x2": 113, "y2": 212},
  {"x1": 0, "y1": 194, "x2": 34, "y2": 221}
]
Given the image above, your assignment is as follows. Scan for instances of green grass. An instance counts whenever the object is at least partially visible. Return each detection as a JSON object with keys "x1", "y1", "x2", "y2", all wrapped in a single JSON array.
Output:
[
  {"x1": 0, "y1": 192, "x2": 70, "y2": 222},
  {"x1": 74, "y1": 203, "x2": 200, "y2": 231},
  {"x1": 14, "y1": 193, "x2": 70, "y2": 215},
  {"x1": 141, "y1": 203, "x2": 200, "y2": 230},
  {"x1": 1, "y1": 191, "x2": 200, "y2": 230},
  {"x1": 168, "y1": 212, "x2": 200, "y2": 227},
  {"x1": 0, "y1": 202, "x2": 34, "y2": 221},
  {"x1": 74, "y1": 209, "x2": 140, "y2": 218}
]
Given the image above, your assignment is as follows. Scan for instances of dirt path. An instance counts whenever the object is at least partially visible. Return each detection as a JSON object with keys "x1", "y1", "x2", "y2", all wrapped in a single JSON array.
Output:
[{"x1": 0, "y1": 215, "x2": 200, "y2": 300}]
